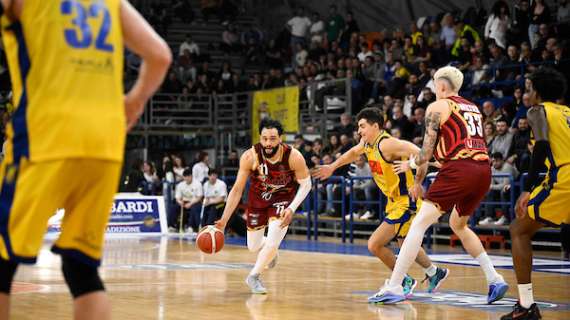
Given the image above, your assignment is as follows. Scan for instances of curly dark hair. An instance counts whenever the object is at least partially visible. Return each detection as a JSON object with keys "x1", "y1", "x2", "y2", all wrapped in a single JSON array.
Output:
[
  {"x1": 259, "y1": 118, "x2": 284, "y2": 135},
  {"x1": 527, "y1": 67, "x2": 568, "y2": 102}
]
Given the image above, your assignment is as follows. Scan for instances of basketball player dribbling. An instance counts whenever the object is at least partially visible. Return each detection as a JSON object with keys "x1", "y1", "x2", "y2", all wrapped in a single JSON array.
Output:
[
  {"x1": 215, "y1": 118, "x2": 312, "y2": 294},
  {"x1": 372, "y1": 66, "x2": 509, "y2": 304}
]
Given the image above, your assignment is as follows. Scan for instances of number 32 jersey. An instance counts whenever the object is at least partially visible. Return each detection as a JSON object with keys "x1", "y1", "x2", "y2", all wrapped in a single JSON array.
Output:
[
  {"x1": 434, "y1": 96, "x2": 489, "y2": 163},
  {"x1": 1, "y1": 0, "x2": 125, "y2": 163}
]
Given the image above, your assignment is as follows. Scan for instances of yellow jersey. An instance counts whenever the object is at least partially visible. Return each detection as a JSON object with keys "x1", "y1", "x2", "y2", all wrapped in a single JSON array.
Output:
[
  {"x1": 363, "y1": 131, "x2": 418, "y2": 212},
  {"x1": 1, "y1": 0, "x2": 125, "y2": 164},
  {"x1": 543, "y1": 102, "x2": 570, "y2": 170}
]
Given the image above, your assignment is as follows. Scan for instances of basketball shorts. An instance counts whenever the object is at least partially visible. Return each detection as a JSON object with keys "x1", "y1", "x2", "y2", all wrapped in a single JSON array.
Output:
[
  {"x1": 0, "y1": 157, "x2": 121, "y2": 266},
  {"x1": 383, "y1": 196, "x2": 420, "y2": 238},
  {"x1": 528, "y1": 165, "x2": 570, "y2": 227},
  {"x1": 425, "y1": 159, "x2": 491, "y2": 216},
  {"x1": 246, "y1": 200, "x2": 291, "y2": 231}
]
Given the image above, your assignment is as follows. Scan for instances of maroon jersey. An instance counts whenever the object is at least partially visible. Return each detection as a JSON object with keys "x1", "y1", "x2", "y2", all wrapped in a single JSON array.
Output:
[
  {"x1": 247, "y1": 143, "x2": 299, "y2": 208},
  {"x1": 434, "y1": 96, "x2": 489, "y2": 163}
]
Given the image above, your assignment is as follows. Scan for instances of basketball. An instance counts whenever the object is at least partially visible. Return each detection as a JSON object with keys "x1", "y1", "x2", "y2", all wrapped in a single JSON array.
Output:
[{"x1": 196, "y1": 225, "x2": 225, "y2": 254}]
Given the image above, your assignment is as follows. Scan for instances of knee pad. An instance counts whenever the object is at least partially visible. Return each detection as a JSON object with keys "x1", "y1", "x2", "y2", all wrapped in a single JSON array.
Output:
[
  {"x1": 0, "y1": 258, "x2": 18, "y2": 294},
  {"x1": 62, "y1": 256, "x2": 104, "y2": 299}
]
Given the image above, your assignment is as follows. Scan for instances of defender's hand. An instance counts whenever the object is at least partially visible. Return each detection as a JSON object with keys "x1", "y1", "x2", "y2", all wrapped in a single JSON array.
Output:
[
  {"x1": 311, "y1": 165, "x2": 334, "y2": 180},
  {"x1": 409, "y1": 183, "x2": 424, "y2": 202}
]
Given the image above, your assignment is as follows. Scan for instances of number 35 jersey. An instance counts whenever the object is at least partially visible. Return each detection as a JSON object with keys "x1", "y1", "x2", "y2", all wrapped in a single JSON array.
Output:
[
  {"x1": 434, "y1": 96, "x2": 489, "y2": 163},
  {"x1": 1, "y1": 0, "x2": 125, "y2": 163}
]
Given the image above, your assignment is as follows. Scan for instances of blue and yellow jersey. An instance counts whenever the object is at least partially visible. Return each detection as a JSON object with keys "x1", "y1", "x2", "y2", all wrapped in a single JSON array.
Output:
[
  {"x1": 1, "y1": 0, "x2": 126, "y2": 164},
  {"x1": 542, "y1": 102, "x2": 570, "y2": 170},
  {"x1": 363, "y1": 131, "x2": 419, "y2": 213}
]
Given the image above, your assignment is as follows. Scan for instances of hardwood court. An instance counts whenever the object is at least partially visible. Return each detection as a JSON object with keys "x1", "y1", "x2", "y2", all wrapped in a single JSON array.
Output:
[{"x1": 10, "y1": 235, "x2": 570, "y2": 320}]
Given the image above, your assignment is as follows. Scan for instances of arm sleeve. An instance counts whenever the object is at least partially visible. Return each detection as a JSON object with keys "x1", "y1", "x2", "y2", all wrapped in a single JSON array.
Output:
[
  {"x1": 524, "y1": 106, "x2": 550, "y2": 192},
  {"x1": 287, "y1": 177, "x2": 312, "y2": 213}
]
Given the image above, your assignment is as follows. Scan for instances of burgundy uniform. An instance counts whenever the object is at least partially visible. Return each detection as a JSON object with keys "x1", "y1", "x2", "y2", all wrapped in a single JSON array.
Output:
[
  {"x1": 246, "y1": 143, "x2": 299, "y2": 230},
  {"x1": 425, "y1": 96, "x2": 492, "y2": 216}
]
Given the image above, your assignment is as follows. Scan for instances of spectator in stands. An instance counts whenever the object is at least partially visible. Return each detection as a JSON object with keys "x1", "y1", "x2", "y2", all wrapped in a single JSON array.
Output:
[
  {"x1": 509, "y1": 117, "x2": 532, "y2": 173},
  {"x1": 172, "y1": 155, "x2": 186, "y2": 182},
  {"x1": 440, "y1": 13, "x2": 457, "y2": 49},
  {"x1": 339, "y1": 11, "x2": 360, "y2": 48},
  {"x1": 482, "y1": 100, "x2": 502, "y2": 123},
  {"x1": 326, "y1": 4, "x2": 345, "y2": 43},
  {"x1": 484, "y1": 121, "x2": 496, "y2": 146},
  {"x1": 294, "y1": 43, "x2": 309, "y2": 68},
  {"x1": 178, "y1": 33, "x2": 200, "y2": 59},
  {"x1": 485, "y1": 1, "x2": 510, "y2": 49},
  {"x1": 324, "y1": 134, "x2": 341, "y2": 157},
  {"x1": 142, "y1": 161, "x2": 161, "y2": 195},
  {"x1": 559, "y1": 0, "x2": 570, "y2": 22},
  {"x1": 222, "y1": 149, "x2": 240, "y2": 176},
  {"x1": 310, "y1": 12, "x2": 325, "y2": 45},
  {"x1": 192, "y1": 151, "x2": 210, "y2": 184},
  {"x1": 162, "y1": 71, "x2": 183, "y2": 94},
  {"x1": 169, "y1": 169, "x2": 203, "y2": 234},
  {"x1": 503, "y1": 45, "x2": 522, "y2": 81},
  {"x1": 489, "y1": 117, "x2": 514, "y2": 159},
  {"x1": 350, "y1": 154, "x2": 376, "y2": 220},
  {"x1": 529, "y1": 0, "x2": 551, "y2": 48},
  {"x1": 454, "y1": 37, "x2": 473, "y2": 71},
  {"x1": 123, "y1": 159, "x2": 145, "y2": 193},
  {"x1": 480, "y1": 152, "x2": 519, "y2": 226},
  {"x1": 411, "y1": 107, "x2": 425, "y2": 145},
  {"x1": 220, "y1": 24, "x2": 242, "y2": 54},
  {"x1": 451, "y1": 19, "x2": 481, "y2": 57},
  {"x1": 287, "y1": 7, "x2": 312, "y2": 48},
  {"x1": 487, "y1": 43, "x2": 508, "y2": 82},
  {"x1": 390, "y1": 104, "x2": 414, "y2": 140},
  {"x1": 201, "y1": 168, "x2": 228, "y2": 226},
  {"x1": 512, "y1": 92, "x2": 532, "y2": 128},
  {"x1": 339, "y1": 133, "x2": 353, "y2": 154},
  {"x1": 334, "y1": 113, "x2": 356, "y2": 137},
  {"x1": 512, "y1": 0, "x2": 530, "y2": 44}
]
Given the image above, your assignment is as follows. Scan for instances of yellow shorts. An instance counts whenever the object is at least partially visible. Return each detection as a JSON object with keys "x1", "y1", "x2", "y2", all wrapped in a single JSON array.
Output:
[
  {"x1": 528, "y1": 166, "x2": 570, "y2": 227},
  {"x1": 383, "y1": 196, "x2": 420, "y2": 238},
  {"x1": 0, "y1": 157, "x2": 121, "y2": 266}
]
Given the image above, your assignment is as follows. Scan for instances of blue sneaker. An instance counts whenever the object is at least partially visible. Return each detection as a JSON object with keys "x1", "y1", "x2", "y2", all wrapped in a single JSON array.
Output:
[
  {"x1": 423, "y1": 267, "x2": 450, "y2": 293},
  {"x1": 368, "y1": 280, "x2": 406, "y2": 304},
  {"x1": 488, "y1": 280, "x2": 509, "y2": 304},
  {"x1": 402, "y1": 275, "x2": 417, "y2": 298}
]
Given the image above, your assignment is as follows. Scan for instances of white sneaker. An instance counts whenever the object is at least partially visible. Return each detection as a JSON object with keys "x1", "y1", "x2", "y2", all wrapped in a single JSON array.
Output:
[
  {"x1": 168, "y1": 227, "x2": 177, "y2": 233},
  {"x1": 479, "y1": 217, "x2": 494, "y2": 225},
  {"x1": 494, "y1": 216, "x2": 508, "y2": 225},
  {"x1": 345, "y1": 213, "x2": 360, "y2": 220},
  {"x1": 360, "y1": 211, "x2": 374, "y2": 220}
]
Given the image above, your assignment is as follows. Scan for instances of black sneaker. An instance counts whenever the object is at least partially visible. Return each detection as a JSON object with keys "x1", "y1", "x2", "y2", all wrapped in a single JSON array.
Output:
[{"x1": 501, "y1": 302, "x2": 542, "y2": 320}]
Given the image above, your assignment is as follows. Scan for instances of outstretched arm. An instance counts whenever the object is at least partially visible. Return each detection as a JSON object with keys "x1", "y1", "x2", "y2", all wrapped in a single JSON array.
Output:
[
  {"x1": 215, "y1": 150, "x2": 253, "y2": 230},
  {"x1": 312, "y1": 139, "x2": 365, "y2": 180}
]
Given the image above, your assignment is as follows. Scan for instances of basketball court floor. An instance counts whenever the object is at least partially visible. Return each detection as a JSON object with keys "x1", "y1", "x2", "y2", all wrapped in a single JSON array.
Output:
[{"x1": 10, "y1": 234, "x2": 570, "y2": 319}]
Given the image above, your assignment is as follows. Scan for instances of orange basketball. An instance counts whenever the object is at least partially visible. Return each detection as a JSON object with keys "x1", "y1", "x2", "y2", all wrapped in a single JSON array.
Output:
[{"x1": 196, "y1": 225, "x2": 225, "y2": 254}]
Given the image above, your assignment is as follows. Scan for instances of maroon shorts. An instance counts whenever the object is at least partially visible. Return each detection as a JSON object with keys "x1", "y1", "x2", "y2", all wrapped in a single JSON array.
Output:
[
  {"x1": 246, "y1": 200, "x2": 291, "y2": 230},
  {"x1": 425, "y1": 159, "x2": 491, "y2": 216}
]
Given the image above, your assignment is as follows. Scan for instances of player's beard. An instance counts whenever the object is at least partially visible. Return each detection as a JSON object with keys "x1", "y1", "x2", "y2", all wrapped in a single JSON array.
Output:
[{"x1": 262, "y1": 145, "x2": 279, "y2": 158}]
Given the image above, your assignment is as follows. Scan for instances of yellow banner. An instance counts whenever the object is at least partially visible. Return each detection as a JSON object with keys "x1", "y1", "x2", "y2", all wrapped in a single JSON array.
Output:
[{"x1": 251, "y1": 86, "x2": 299, "y2": 144}]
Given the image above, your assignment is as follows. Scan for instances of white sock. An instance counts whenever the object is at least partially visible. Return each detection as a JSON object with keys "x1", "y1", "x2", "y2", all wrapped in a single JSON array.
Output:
[
  {"x1": 424, "y1": 264, "x2": 437, "y2": 277},
  {"x1": 388, "y1": 202, "x2": 441, "y2": 290},
  {"x1": 476, "y1": 252, "x2": 503, "y2": 284},
  {"x1": 518, "y1": 283, "x2": 534, "y2": 308}
]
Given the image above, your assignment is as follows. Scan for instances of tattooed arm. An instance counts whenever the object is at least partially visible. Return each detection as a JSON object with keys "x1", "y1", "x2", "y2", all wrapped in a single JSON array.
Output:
[{"x1": 414, "y1": 100, "x2": 451, "y2": 167}]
